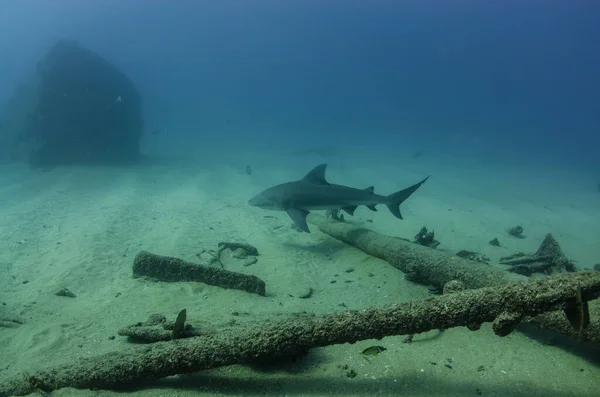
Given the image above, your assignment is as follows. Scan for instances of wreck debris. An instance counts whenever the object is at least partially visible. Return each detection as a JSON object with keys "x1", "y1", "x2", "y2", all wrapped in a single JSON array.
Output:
[
  {"x1": 499, "y1": 234, "x2": 576, "y2": 276},
  {"x1": 216, "y1": 242, "x2": 259, "y2": 268},
  {"x1": 197, "y1": 242, "x2": 260, "y2": 269},
  {"x1": 133, "y1": 251, "x2": 266, "y2": 296},
  {"x1": 507, "y1": 225, "x2": 525, "y2": 239},
  {"x1": 1, "y1": 271, "x2": 599, "y2": 396},
  {"x1": 217, "y1": 241, "x2": 258, "y2": 257},
  {"x1": 218, "y1": 242, "x2": 259, "y2": 257},
  {"x1": 413, "y1": 226, "x2": 440, "y2": 248},
  {"x1": 118, "y1": 312, "x2": 201, "y2": 343}
]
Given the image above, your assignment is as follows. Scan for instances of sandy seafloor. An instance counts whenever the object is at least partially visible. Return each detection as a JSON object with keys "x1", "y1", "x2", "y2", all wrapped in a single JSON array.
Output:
[{"x1": 1, "y1": 150, "x2": 599, "y2": 397}]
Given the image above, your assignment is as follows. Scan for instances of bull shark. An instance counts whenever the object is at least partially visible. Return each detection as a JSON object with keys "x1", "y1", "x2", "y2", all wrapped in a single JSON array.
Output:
[{"x1": 248, "y1": 164, "x2": 429, "y2": 233}]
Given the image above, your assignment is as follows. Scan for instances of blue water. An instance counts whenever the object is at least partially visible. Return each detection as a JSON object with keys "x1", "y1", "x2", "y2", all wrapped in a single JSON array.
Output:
[{"x1": 1, "y1": 1, "x2": 599, "y2": 170}]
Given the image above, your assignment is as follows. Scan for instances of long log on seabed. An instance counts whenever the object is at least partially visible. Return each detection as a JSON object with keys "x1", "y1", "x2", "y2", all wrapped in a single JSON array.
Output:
[
  {"x1": 307, "y1": 213, "x2": 526, "y2": 288},
  {"x1": 306, "y1": 213, "x2": 600, "y2": 344},
  {"x1": 1, "y1": 271, "x2": 599, "y2": 396}
]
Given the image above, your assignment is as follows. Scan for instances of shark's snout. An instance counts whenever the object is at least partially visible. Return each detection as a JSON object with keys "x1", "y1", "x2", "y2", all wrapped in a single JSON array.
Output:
[
  {"x1": 248, "y1": 193, "x2": 270, "y2": 208},
  {"x1": 248, "y1": 195, "x2": 261, "y2": 207},
  {"x1": 249, "y1": 189, "x2": 283, "y2": 210}
]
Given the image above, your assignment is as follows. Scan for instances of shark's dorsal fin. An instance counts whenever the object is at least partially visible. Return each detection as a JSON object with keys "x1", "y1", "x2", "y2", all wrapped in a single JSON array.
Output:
[
  {"x1": 302, "y1": 164, "x2": 329, "y2": 185},
  {"x1": 363, "y1": 186, "x2": 374, "y2": 194}
]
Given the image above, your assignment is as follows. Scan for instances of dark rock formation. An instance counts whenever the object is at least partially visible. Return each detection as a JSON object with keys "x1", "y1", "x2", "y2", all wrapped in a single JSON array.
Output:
[{"x1": 0, "y1": 40, "x2": 143, "y2": 166}]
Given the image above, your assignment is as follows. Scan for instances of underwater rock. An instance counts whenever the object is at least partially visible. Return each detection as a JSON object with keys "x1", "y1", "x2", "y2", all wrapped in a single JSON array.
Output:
[
  {"x1": 489, "y1": 237, "x2": 500, "y2": 247},
  {"x1": 0, "y1": 39, "x2": 143, "y2": 166},
  {"x1": 344, "y1": 368, "x2": 357, "y2": 378},
  {"x1": 55, "y1": 288, "x2": 76, "y2": 298},
  {"x1": 507, "y1": 225, "x2": 525, "y2": 239}
]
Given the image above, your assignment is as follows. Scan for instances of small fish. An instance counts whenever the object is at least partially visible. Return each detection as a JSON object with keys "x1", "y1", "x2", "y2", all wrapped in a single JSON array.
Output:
[{"x1": 361, "y1": 345, "x2": 386, "y2": 362}]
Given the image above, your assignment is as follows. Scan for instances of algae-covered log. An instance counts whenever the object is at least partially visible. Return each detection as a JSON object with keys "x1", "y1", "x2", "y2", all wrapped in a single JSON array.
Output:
[
  {"x1": 133, "y1": 251, "x2": 266, "y2": 296},
  {"x1": 1, "y1": 271, "x2": 599, "y2": 396},
  {"x1": 307, "y1": 213, "x2": 526, "y2": 289}
]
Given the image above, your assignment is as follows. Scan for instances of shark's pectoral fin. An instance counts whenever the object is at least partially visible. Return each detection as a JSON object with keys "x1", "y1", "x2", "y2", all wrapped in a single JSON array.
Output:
[
  {"x1": 287, "y1": 208, "x2": 311, "y2": 232},
  {"x1": 367, "y1": 205, "x2": 378, "y2": 212},
  {"x1": 341, "y1": 205, "x2": 358, "y2": 215}
]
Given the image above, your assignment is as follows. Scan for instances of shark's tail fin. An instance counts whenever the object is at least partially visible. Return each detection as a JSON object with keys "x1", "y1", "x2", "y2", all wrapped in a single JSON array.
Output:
[{"x1": 385, "y1": 176, "x2": 430, "y2": 219}]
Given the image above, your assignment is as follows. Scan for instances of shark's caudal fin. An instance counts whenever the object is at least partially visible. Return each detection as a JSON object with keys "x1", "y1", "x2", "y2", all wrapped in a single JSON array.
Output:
[{"x1": 385, "y1": 176, "x2": 430, "y2": 219}]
